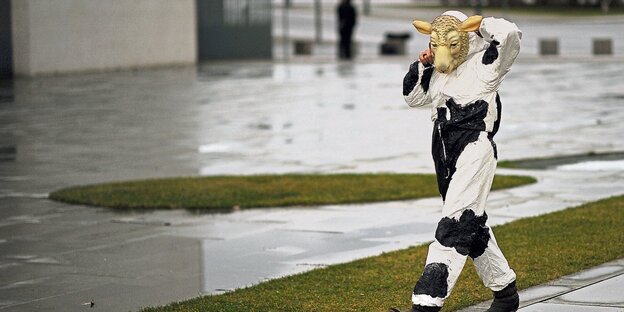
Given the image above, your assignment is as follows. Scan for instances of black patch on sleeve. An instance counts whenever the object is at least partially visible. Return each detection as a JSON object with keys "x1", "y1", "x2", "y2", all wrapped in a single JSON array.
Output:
[
  {"x1": 403, "y1": 61, "x2": 420, "y2": 96},
  {"x1": 413, "y1": 262, "x2": 449, "y2": 298},
  {"x1": 488, "y1": 93, "x2": 502, "y2": 159},
  {"x1": 435, "y1": 209, "x2": 490, "y2": 258},
  {"x1": 490, "y1": 93, "x2": 502, "y2": 137},
  {"x1": 482, "y1": 40, "x2": 500, "y2": 65},
  {"x1": 420, "y1": 65, "x2": 434, "y2": 92},
  {"x1": 431, "y1": 99, "x2": 488, "y2": 200}
]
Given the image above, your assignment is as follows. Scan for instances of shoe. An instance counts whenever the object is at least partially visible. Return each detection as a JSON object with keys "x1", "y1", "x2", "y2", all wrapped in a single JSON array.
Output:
[
  {"x1": 388, "y1": 305, "x2": 441, "y2": 312},
  {"x1": 486, "y1": 281, "x2": 519, "y2": 312},
  {"x1": 412, "y1": 305, "x2": 442, "y2": 312}
]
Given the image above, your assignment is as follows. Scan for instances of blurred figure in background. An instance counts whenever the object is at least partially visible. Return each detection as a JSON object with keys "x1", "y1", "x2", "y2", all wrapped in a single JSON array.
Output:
[{"x1": 337, "y1": 0, "x2": 357, "y2": 59}]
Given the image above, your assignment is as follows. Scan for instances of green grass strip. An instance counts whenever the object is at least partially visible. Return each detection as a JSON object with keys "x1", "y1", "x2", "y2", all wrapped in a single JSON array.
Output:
[
  {"x1": 49, "y1": 174, "x2": 535, "y2": 211},
  {"x1": 140, "y1": 194, "x2": 624, "y2": 312},
  {"x1": 497, "y1": 160, "x2": 522, "y2": 169}
]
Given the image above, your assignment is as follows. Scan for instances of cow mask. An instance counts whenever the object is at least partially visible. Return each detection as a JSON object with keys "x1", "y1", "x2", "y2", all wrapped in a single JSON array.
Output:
[{"x1": 412, "y1": 14, "x2": 483, "y2": 74}]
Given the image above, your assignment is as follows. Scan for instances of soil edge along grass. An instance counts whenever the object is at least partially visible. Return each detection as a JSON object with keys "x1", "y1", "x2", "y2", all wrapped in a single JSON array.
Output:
[
  {"x1": 139, "y1": 194, "x2": 624, "y2": 312},
  {"x1": 49, "y1": 173, "x2": 535, "y2": 211}
]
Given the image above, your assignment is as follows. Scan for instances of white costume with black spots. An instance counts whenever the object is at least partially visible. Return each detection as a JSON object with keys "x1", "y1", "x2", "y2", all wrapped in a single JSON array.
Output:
[{"x1": 403, "y1": 16, "x2": 521, "y2": 309}]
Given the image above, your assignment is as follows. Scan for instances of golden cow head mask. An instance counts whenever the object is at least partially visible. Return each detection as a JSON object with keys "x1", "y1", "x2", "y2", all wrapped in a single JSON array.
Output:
[{"x1": 413, "y1": 14, "x2": 483, "y2": 74}]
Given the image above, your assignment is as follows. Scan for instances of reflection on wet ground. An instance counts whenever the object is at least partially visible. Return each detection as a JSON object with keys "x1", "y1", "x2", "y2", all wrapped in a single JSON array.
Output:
[
  {"x1": 1, "y1": 59, "x2": 623, "y2": 311},
  {"x1": 0, "y1": 80, "x2": 14, "y2": 104}
]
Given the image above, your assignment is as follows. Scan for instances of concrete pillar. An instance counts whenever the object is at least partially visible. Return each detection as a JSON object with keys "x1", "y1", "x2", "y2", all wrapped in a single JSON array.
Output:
[
  {"x1": 539, "y1": 38, "x2": 559, "y2": 56},
  {"x1": 592, "y1": 38, "x2": 612, "y2": 55},
  {"x1": 294, "y1": 40, "x2": 313, "y2": 55}
]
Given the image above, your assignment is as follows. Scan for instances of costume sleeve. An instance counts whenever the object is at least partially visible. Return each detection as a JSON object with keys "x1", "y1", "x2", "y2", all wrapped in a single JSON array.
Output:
[
  {"x1": 477, "y1": 17, "x2": 522, "y2": 89},
  {"x1": 403, "y1": 61, "x2": 434, "y2": 108}
]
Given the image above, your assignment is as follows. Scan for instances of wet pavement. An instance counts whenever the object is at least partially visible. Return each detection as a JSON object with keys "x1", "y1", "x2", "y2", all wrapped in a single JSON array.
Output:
[
  {"x1": 459, "y1": 258, "x2": 624, "y2": 311},
  {"x1": 2, "y1": 45, "x2": 624, "y2": 312}
]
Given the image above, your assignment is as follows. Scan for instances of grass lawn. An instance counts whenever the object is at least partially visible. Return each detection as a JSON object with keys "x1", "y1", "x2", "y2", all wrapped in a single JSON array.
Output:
[
  {"x1": 49, "y1": 173, "x2": 535, "y2": 211},
  {"x1": 140, "y1": 194, "x2": 624, "y2": 312}
]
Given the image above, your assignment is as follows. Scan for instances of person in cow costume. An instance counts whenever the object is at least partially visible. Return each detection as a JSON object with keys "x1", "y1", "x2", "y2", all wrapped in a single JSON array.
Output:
[{"x1": 392, "y1": 11, "x2": 522, "y2": 312}]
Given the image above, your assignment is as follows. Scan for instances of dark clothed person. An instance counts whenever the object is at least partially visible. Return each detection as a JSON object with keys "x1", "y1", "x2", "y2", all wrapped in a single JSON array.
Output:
[{"x1": 337, "y1": 0, "x2": 357, "y2": 59}]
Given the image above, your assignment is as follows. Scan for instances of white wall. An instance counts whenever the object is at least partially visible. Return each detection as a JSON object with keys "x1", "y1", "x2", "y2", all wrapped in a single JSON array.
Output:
[{"x1": 11, "y1": 0, "x2": 197, "y2": 76}]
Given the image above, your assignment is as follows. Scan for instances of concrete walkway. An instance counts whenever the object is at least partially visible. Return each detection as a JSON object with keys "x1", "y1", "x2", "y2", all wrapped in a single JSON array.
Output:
[
  {"x1": 1, "y1": 57, "x2": 624, "y2": 311},
  {"x1": 459, "y1": 258, "x2": 624, "y2": 311}
]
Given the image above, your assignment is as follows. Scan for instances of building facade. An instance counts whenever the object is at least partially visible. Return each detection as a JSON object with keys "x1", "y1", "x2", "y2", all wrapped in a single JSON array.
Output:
[{"x1": 2, "y1": 0, "x2": 272, "y2": 77}]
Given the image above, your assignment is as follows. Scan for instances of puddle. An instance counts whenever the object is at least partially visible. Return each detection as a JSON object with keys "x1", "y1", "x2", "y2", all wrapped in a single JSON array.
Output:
[
  {"x1": 264, "y1": 246, "x2": 307, "y2": 255},
  {"x1": 198, "y1": 143, "x2": 242, "y2": 153},
  {"x1": 557, "y1": 160, "x2": 624, "y2": 171}
]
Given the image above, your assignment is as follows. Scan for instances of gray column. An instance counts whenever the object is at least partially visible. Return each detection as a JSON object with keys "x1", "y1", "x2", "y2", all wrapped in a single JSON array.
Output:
[{"x1": 314, "y1": 0, "x2": 322, "y2": 44}]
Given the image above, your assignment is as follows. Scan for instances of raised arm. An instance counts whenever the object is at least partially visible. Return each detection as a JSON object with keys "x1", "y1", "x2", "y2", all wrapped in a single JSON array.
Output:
[
  {"x1": 477, "y1": 17, "x2": 522, "y2": 89},
  {"x1": 403, "y1": 60, "x2": 434, "y2": 107}
]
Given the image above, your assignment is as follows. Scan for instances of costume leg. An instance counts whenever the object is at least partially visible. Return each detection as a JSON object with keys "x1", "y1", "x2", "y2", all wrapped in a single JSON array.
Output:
[
  {"x1": 473, "y1": 228, "x2": 516, "y2": 291},
  {"x1": 413, "y1": 133, "x2": 515, "y2": 309}
]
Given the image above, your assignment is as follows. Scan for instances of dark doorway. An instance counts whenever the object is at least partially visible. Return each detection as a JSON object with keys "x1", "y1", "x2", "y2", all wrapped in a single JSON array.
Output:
[
  {"x1": 0, "y1": 0, "x2": 13, "y2": 78},
  {"x1": 196, "y1": 0, "x2": 272, "y2": 61}
]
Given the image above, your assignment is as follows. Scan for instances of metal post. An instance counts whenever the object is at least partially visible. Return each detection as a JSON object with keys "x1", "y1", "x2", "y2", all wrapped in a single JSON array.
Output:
[
  {"x1": 314, "y1": 0, "x2": 322, "y2": 44},
  {"x1": 283, "y1": 0, "x2": 290, "y2": 60},
  {"x1": 363, "y1": 0, "x2": 371, "y2": 16}
]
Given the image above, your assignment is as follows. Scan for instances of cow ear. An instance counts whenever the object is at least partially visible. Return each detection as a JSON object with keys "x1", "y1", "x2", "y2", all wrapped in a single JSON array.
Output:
[
  {"x1": 459, "y1": 15, "x2": 483, "y2": 32},
  {"x1": 412, "y1": 20, "x2": 432, "y2": 34}
]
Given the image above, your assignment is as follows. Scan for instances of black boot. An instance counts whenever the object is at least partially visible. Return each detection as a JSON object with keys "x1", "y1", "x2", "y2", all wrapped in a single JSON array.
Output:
[
  {"x1": 486, "y1": 281, "x2": 519, "y2": 312},
  {"x1": 411, "y1": 305, "x2": 442, "y2": 312},
  {"x1": 388, "y1": 305, "x2": 441, "y2": 312}
]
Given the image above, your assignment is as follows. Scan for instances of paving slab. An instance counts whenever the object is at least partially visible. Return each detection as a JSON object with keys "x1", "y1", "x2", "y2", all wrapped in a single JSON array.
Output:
[
  {"x1": 554, "y1": 275, "x2": 624, "y2": 307},
  {"x1": 519, "y1": 303, "x2": 623, "y2": 312},
  {"x1": 460, "y1": 258, "x2": 624, "y2": 312}
]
